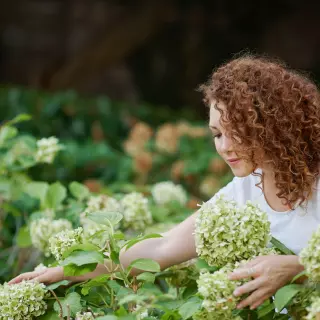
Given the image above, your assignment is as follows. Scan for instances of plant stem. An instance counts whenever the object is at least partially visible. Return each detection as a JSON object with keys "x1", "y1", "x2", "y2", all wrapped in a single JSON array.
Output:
[{"x1": 49, "y1": 290, "x2": 64, "y2": 320}]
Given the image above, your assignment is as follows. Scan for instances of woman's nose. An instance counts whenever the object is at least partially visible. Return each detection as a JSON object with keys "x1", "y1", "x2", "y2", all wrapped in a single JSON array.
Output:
[{"x1": 220, "y1": 135, "x2": 233, "y2": 153}]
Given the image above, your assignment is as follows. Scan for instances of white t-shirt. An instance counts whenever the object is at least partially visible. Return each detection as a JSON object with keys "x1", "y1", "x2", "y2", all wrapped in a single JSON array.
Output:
[{"x1": 207, "y1": 170, "x2": 320, "y2": 255}]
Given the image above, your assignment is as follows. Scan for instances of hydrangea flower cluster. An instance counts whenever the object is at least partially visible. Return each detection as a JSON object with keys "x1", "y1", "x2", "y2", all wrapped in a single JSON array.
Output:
[
  {"x1": 166, "y1": 259, "x2": 198, "y2": 288},
  {"x1": 195, "y1": 195, "x2": 271, "y2": 267},
  {"x1": 0, "y1": 281, "x2": 48, "y2": 319},
  {"x1": 196, "y1": 264, "x2": 245, "y2": 320},
  {"x1": 299, "y1": 225, "x2": 320, "y2": 282},
  {"x1": 49, "y1": 227, "x2": 84, "y2": 262},
  {"x1": 306, "y1": 296, "x2": 320, "y2": 320},
  {"x1": 151, "y1": 181, "x2": 187, "y2": 206},
  {"x1": 121, "y1": 192, "x2": 152, "y2": 231},
  {"x1": 35, "y1": 136, "x2": 62, "y2": 164},
  {"x1": 30, "y1": 218, "x2": 72, "y2": 256},
  {"x1": 75, "y1": 311, "x2": 95, "y2": 320},
  {"x1": 34, "y1": 263, "x2": 47, "y2": 272}
]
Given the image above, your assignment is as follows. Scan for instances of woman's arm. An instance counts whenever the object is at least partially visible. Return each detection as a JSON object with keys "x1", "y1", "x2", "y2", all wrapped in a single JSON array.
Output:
[{"x1": 9, "y1": 211, "x2": 198, "y2": 284}]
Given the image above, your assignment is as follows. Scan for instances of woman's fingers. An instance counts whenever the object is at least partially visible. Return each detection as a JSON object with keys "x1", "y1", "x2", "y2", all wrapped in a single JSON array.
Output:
[
  {"x1": 237, "y1": 289, "x2": 269, "y2": 309},
  {"x1": 229, "y1": 265, "x2": 259, "y2": 280},
  {"x1": 233, "y1": 277, "x2": 265, "y2": 297},
  {"x1": 8, "y1": 269, "x2": 47, "y2": 284}
]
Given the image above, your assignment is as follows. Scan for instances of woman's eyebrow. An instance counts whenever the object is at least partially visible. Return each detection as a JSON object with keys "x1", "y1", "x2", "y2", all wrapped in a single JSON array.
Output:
[{"x1": 209, "y1": 125, "x2": 219, "y2": 130}]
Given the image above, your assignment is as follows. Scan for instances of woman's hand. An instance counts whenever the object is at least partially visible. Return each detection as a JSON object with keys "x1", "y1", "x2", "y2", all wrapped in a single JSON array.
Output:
[
  {"x1": 228, "y1": 255, "x2": 305, "y2": 310},
  {"x1": 8, "y1": 266, "x2": 64, "y2": 285}
]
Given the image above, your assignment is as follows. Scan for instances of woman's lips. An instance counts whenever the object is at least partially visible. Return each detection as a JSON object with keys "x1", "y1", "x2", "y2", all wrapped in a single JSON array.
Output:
[{"x1": 227, "y1": 158, "x2": 241, "y2": 165}]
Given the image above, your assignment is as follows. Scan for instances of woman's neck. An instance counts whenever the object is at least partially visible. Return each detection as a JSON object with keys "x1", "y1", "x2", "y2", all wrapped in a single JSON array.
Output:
[{"x1": 261, "y1": 168, "x2": 291, "y2": 212}]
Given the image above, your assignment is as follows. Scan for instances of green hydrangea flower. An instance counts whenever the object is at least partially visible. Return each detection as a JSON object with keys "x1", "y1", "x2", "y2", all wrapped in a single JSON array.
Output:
[
  {"x1": 121, "y1": 192, "x2": 152, "y2": 231},
  {"x1": 166, "y1": 259, "x2": 198, "y2": 288},
  {"x1": 30, "y1": 218, "x2": 72, "y2": 256},
  {"x1": 300, "y1": 225, "x2": 320, "y2": 282},
  {"x1": 196, "y1": 263, "x2": 248, "y2": 320},
  {"x1": 49, "y1": 227, "x2": 84, "y2": 262},
  {"x1": 195, "y1": 195, "x2": 271, "y2": 267},
  {"x1": 306, "y1": 296, "x2": 320, "y2": 320},
  {"x1": 75, "y1": 311, "x2": 95, "y2": 320},
  {"x1": 151, "y1": 181, "x2": 188, "y2": 206},
  {"x1": 0, "y1": 281, "x2": 48, "y2": 320}
]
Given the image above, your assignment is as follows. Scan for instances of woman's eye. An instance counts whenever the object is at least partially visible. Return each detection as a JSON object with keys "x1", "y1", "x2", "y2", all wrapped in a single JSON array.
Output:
[{"x1": 213, "y1": 133, "x2": 221, "y2": 139}]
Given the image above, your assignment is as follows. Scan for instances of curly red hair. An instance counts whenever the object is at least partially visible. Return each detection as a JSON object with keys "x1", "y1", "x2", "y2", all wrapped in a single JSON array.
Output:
[{"x1": 199, "y1": 54, "x2": 320, "y2": 208}]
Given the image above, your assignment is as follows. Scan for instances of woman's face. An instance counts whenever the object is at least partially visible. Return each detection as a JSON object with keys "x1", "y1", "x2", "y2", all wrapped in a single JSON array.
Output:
[{"x1": 209, "y1": 100, "x2": 255, "y2": 177}]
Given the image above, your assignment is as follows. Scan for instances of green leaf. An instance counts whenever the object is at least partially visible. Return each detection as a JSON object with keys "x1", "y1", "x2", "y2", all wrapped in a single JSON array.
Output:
[
  {"x1": 137, "y1": 272, "x2": 156, "y2": 283},
  {"x1": 129, "y1": 258, "x2": 160, "y2": 273},
  {"x1": 69, "y1": 181, "x2": 90, "y2": 200},
  {"x1": 0, "y1": 126, "x2": 18, "y2": 145},
  {"x1": 62, "y1": 242, "x2": 100, "y2": 259},
  {"x1": 45, "y1": 182, "x2": 67, "y2": 209},
  {"x1": 61, "y1": 250, "x2": 104, "y2": 266},
  {"x1": 96, "y1": 317, "x2": 118, "y2": 320},
  {"x1": 195, "y1": 258, "x2": 218, "y2": 272},
  {"x1": 38, "y1": 311, "x2": 61, "y2": 320},
  {"x1": 87, "y1": 210, "x2": 123, "y2": 227},
  {"x1": 16, "y1": 226, "x2": 32, "y2": 248},
  {"x1": 274, "y1": 284, "x2": 302, "y2": 312},
  {"x1": 24, "y1": 181, "x2": 49, "y2": 206},
  {"x1": 179, "y1": 296, "x2": 202, "y2": 319},
  {"x1": 6, "y1": 113, "x2": 32, "y2": 126},
  {"x1": 80, "y1": 274, "x2": 110, "y2": 295},
  {"x1": 257, "y1": 302, "x2": 275, "y2": 318},
  {"x1": 46, "y1": 280, "x2": 71, "y2": 291},
  {"x1": 118, "y1": 294, "x2": 149, "y2": 305},
  {"x1": 123, "y1": 233, "x2": 162, "y2": 251},
  {"x1": 271, "y1": 237, "x2": 296, "y2": 255},
  {"x1": 291, "y1": 270, "x2": 307, "y2": 284},
  {"x1": 53, "y1": 292, "x2": 82, "y2": 317},
  {"x1": 63, "y1": 263, "x2": 97, "y2": 277}
]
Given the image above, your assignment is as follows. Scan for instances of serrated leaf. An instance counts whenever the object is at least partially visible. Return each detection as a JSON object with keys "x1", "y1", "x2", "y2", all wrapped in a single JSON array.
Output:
[
  {"x1": 274, "y1": 284, "x2": 302, "y2": 312},
  {"x1": 61, "y1": 250, "x2": 104, "y2": 266},
  {"x1": 257, "y1": 302, "x2": 275, "y2": 318},
  {"x1": 118, "y1": 294, "x2": 149, "y2": 305},
  {"x1": 69, "y1": 181, "x2": 90, "y2": 200},
  {"x1": 123, "y1": 233, "x2": 162, "y2": 251},
  {"x1": 137, "y1": 272, "x2": 156, "y2": 283},
  {"x1": 63, "y1": 263, "x2": 97, "y2": 277},
  {"x1": 129, "y1": 258, "x2": 160, "y2": 273},
  {"x1": 179, "y1": 296, "x2": 202, "y2": 319},
  {"x1": 45, "y1": 182, "x2": 67, "y2": 209},
  {"x1": 87, "y1": 210, "x2": 123, "y2": 227},
  {"x1": 46, "y1": 280, "x2": 71, "y2": 291},
  {"x1": 53, "y1": 292, "x2": 82, "y2": 317}
]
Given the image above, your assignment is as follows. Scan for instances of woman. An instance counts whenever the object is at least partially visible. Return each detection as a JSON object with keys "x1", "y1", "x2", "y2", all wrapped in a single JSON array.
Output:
[{"x1": 9, "y1": 54, "x2": 320, "y2": 310}]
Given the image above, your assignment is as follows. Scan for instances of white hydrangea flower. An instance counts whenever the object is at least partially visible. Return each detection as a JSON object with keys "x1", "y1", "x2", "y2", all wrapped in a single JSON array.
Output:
[
  {"x1": 151, "y1": 181, "x2": 188, "y2": 206},
  {"x1": 35, "y1": 136, "x2": 63, "y2": 164},
  {"x1": 306, "y1": 296, "x2": 320, "y2": 320},
  {"x1": 121, "y1": 192, "x2": 152, "y2": 231},
  {"x1": 0, "y1": 281, "x2": 48, "y2": 319},
  {"x1": 34, "y1": 263, "x2": 47, "y2": 272},
  {"x1": 30, "y1": 218, "x2": 72, "y2": 256},
  {"x1": 300, "y1": 225, "x2": 320, "y2": 282},
  {"x1": 75, "y1": 311, "x2": 95, "y2": 320},
  {"x1": 196, "y1": 264, "x2": 246, "y2": 320},
  {"x1": 49, "y1": 227, "x2": 84, "y2": 262},
  {"x1": 195, "y1": 195, "x2": 271, "y2": 267}
]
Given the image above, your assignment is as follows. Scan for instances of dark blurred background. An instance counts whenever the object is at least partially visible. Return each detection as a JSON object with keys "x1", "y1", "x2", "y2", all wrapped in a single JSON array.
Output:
[{"x1": 1, "y1": 0, "x2": 320, "y2": 115}]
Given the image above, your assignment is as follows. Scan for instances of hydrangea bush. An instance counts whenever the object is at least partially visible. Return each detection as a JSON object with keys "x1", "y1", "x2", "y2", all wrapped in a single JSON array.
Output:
[{"x1": 151, "y1": 181, "x2": 188, "y2": 206}]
